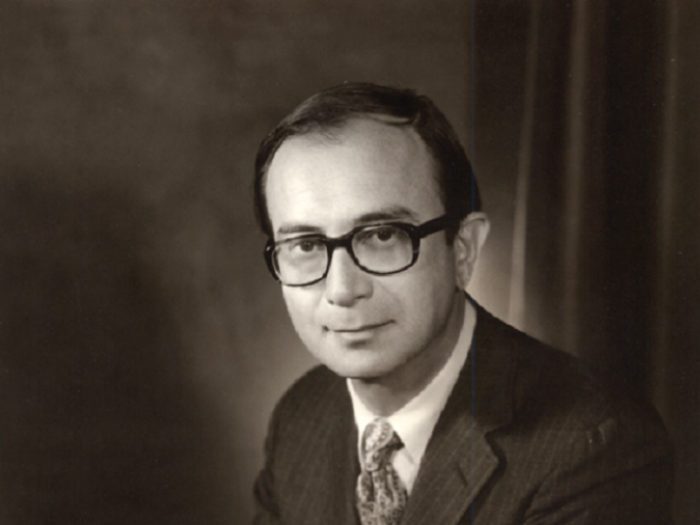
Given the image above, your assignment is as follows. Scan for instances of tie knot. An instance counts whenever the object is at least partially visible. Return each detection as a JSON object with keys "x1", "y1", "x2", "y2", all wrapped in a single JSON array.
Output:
[{"x1": 361, "y1": 418, "x2": 403, "y2": 472}]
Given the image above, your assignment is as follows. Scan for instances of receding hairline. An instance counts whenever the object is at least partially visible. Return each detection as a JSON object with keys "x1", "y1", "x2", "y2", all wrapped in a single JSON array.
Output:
[
  {"x1": 261, "y1": 114, "x2": 446, "y2": 234},
  {"x1": 262, "y1": 112, "x2": 439, "y2": 188},
  {"x1": 254, "y1": 83, "x2": 481, "y2": 239},
  {"x1": 280, "y1": 112, "x2": 429, "y2": 147}
]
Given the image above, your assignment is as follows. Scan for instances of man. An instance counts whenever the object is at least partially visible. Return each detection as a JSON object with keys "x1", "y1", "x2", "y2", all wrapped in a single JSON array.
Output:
[{"x1": 252, "y1": 83, "x2": 674, "y2": 525}]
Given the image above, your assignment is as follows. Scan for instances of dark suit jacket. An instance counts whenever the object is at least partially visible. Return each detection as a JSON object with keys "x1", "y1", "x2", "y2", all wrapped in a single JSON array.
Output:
[{"x1": 253, "y1": 303, "x2": 674, "y2": 525}]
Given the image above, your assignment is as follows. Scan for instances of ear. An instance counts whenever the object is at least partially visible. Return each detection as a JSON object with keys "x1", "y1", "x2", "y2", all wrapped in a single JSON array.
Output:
[{"x1": 453, "y1": 212, "x2": 490, "y2": 291}]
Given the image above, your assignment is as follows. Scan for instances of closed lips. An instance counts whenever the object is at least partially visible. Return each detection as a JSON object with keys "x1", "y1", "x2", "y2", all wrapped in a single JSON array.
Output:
[{"x1": 330, "y1": 322, "x2": 391, "y2": 332}]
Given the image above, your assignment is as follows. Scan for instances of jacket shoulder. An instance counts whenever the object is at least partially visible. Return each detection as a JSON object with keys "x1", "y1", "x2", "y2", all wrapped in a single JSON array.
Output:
[
  {"x1": 476, "y1": 304, "x2": 667, "y2": 437},
  {"x1": 270, "y1": 365, "x2": 347, "y2": 428},
  {"x1": 513, "y1": 328, "x2": 667, "y2": 442},
  {"x1": 472, "y1": 307, "x2": 674, "y2": 524}
]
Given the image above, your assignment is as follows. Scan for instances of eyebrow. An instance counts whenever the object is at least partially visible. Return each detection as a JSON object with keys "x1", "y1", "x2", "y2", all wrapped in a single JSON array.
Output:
[
  {"x1": 354, "y1": 206, "x2": 420, "y2": 224},
  {"x1": 276, "y1": 224, "x2": 324, "y2": 236},
  {"x1": 275, "y1": 206, "x2": 421, "y2": 236}
]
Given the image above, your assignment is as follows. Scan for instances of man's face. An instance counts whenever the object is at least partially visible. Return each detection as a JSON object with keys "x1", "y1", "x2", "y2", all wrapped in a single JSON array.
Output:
[{"x1": 265, "y1": 118, "x2": 463, "y2": 385}]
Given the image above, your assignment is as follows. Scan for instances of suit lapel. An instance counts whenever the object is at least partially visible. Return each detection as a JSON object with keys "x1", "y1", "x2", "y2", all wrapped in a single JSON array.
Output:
[
  {"x1": 401, "y1": 301, "x2": 519, "y2": 525},
  {"x1": 399, "y1": 399, "x2": 498, "y2": 525},
  {"x1": 325, "y1": 394, "x2": 361, "y2": 524},
  {"x1": 292, "y1": 374, "x2": 359, "y2": 525}
]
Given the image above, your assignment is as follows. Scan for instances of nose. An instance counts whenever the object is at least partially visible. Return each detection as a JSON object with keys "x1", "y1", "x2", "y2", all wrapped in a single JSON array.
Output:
[{"x1": 323, "y1": 247, "x2": 373, "y2": 307}]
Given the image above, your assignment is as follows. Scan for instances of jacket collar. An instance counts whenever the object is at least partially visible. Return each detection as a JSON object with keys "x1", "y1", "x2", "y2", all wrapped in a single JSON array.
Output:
[
  {"x1": 467, "y1": 299, "x2": 519, "y2": 432},
  {"x1": 399, "y1": 298, "x2": 518, "y2": 525}
]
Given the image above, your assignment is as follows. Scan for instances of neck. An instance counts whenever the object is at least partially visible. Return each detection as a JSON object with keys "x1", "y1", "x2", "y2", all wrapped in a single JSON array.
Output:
[{"x1": 350, "y1": 292, "x2": 473, "y2": 417}]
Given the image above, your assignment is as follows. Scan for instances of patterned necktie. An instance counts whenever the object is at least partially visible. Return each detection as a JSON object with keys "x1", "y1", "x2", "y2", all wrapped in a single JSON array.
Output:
[{"x1": 356, "y1": 417, "x2": 408, "y2": 525}]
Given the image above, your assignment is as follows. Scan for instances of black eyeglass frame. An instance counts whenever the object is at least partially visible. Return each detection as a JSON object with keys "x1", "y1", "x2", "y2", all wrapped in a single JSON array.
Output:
[{"x1": 264, "y1": 214, "x2": 455, "y2": 287}]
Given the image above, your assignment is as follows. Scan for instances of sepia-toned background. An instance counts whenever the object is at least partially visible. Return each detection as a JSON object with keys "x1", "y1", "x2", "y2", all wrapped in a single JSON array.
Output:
[{"x1": 0, "y1": 1, "x2": 697, "y2": 523}]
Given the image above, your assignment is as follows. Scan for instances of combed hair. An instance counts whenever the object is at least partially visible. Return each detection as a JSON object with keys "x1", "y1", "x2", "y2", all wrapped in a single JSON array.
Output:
[{"x1": 253, "y1": 82, "x2": 481, "y2": 240}]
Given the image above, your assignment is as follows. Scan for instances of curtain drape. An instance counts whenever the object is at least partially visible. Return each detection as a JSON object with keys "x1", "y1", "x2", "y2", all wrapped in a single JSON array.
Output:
[{"x1": 500, "y1": 1, "x2": 699, "y2": 522}]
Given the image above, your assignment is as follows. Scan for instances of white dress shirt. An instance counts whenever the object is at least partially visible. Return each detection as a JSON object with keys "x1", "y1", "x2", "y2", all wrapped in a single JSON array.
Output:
[{"x1": 347, "y1": 304, "x2": 474, "y2": 493}]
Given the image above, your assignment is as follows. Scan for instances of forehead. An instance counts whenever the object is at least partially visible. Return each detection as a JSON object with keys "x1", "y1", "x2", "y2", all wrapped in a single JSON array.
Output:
[{"x1": 265, "y1": 118, "x2": 444, "y2": 234}]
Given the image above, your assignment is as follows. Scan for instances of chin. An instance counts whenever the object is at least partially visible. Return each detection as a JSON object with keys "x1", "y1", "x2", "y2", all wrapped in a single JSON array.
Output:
[
  {"x1": 317, "y1": 348, "x2": 405, "y2": 382},
  {"x1": 323, "y1": 361, "x2": 383, "y2": 380},
  {"x1": 311, "y1": 348, "x2": 379, "y2": 378}
]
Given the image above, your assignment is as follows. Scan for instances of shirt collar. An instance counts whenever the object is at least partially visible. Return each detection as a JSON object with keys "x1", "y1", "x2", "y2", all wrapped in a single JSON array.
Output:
[{"x1": 347, "y1": 301, "x2": 475, "y2": 467}]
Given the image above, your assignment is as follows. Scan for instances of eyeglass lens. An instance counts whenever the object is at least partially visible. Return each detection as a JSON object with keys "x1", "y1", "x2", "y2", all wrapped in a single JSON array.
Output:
[{"x1": 273, "y1": 224, "x2": 415, "y2": 285}]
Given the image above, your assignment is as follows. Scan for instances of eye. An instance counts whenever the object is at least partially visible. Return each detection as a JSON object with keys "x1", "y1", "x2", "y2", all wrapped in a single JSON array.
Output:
[
  {"x1": 297, "y1": 240, "x2": 316, "y2": 252},
  {"x1": 373, "y1": 227, "x2": 397, "y2": 242},
  {"x1": 284, "y1": 237, "x2": 325, "y2": 254},
  {"x1": 356, "y1": 225, "x2": 404, "y2": 247}
]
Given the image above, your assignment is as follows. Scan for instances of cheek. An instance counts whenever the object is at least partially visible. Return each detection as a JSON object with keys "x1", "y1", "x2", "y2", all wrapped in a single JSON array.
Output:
[
  {"x1": 282, "y1": 288, "x2": 320, "y2": 333},
  {"x1": 406, "y1": 247, "x2": 457, "y2": 313},
  {"x1": 415, "y1": 240, "x2": 457, "y2": 289}
]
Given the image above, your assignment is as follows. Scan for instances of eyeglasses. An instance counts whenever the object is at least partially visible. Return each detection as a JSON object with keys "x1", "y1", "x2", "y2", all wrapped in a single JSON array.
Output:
[{"x1": 264, "y1": 215, "x2": 453, "y2": 287}]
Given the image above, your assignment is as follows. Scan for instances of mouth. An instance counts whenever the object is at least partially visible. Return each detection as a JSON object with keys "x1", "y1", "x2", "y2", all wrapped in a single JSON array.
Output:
[
  {"x1": 328, "y1": 321, "x2": 392, "y2": 334},
  {"x1": 324, "y1": 321, "x2": 393, "y2": 343}
]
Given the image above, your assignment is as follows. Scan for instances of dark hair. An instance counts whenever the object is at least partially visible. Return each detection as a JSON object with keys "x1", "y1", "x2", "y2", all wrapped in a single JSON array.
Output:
[{"x1": 253, "y1": 82, "x2": 481, "y2": 240}]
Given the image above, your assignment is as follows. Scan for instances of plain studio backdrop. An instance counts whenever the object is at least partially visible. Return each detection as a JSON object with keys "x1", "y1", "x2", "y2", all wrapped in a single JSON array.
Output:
[{"x1": 0, "y1": 1, "x2": 698, "y2": 524}]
